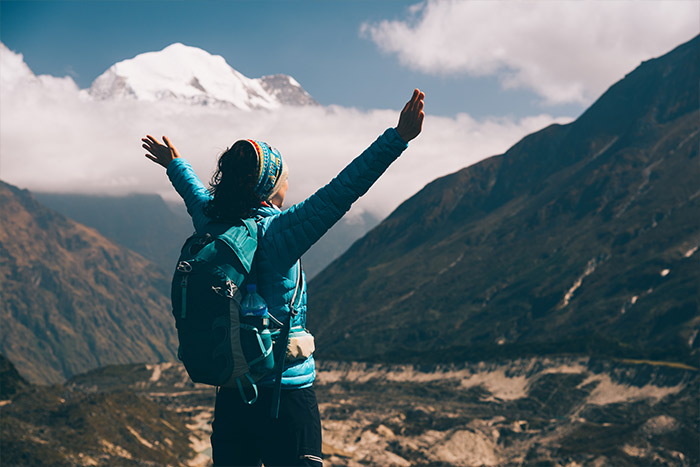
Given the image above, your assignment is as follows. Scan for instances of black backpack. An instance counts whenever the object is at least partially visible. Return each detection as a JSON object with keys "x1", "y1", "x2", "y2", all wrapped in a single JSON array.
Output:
[
  {"x1": 171, "y1": 218, "x2": 301, "y2": 417},
  {"x1": 171, "y1": 219, "x2": 262, "y2": 395}
]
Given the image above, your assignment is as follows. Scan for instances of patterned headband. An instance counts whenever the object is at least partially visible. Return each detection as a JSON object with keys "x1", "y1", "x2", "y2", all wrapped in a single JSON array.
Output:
[{"x1": 247, "y1": 139, "x2": 284, "y2": 199}]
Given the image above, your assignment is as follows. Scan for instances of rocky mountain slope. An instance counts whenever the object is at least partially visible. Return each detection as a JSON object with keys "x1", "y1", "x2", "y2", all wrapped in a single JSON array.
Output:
[
  {"x1": 0, "y1": 353, "x2": 28, "y2": 399},
  {"x1": 0, "y1": 181, "x2": 178, "y2": 384},
  {"x1": 88, "y1": 42, "x2": 317, "y2": 109},
  {"x1": 2, "y1": 353, "x2": 696, "y2": 466},
  {"x1": 309, "y1": 36, "x2": 700, "y2": 365}
]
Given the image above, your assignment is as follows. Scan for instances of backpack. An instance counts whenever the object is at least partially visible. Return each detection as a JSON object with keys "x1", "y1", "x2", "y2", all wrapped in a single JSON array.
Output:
[
  {"x1": 171, "y1": 218, "x2": 305, "y2": 417},
  {"x1": 171, "y1": 218, "x2": 266, "y2": 401}
]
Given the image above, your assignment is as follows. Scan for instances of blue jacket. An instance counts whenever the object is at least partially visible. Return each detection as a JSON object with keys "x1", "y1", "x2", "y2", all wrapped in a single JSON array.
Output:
[{"x1": 166, "y1": 128, "x2": 408, "y2": 389}]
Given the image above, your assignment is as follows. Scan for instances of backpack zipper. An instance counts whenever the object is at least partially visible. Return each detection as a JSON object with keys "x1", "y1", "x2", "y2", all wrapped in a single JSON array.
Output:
[
  {"x1": 180, "y1": 275, "x2": 188, "y2": 319},
  {"x1": 177, "y1": 261, "x2": 193, "y2": 320}
]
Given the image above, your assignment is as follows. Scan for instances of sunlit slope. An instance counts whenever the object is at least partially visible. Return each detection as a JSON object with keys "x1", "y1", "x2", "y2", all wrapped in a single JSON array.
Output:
[
  {"x1": 308, "y1": 36, "x2": 700, "y2": 365},
  {"x1": 0, "y1": 182, "x2": 178, "y2": 383}
]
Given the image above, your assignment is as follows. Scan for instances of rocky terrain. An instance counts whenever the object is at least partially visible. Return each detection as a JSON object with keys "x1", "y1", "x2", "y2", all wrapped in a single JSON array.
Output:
[
  {"x1": 315, "y1": 359, "x2": 697, "y2": 466},
  {"x1": 2, "y1": 354, "x2": 696, "y2": 466},
  {"x1": 0, "y1": 355, "x2": 193, "y2": 467}
]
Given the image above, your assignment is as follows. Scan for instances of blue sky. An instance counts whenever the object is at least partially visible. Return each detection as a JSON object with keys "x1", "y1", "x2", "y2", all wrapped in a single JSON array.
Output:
[{"x1": 1, "y1": 0, "x2": 589, "y2": 119}]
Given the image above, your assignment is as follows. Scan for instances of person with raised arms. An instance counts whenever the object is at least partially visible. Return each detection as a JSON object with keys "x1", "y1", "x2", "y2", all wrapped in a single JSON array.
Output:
[{"x1": 143, "y1": 89, "x2": 425, "y2": 466}]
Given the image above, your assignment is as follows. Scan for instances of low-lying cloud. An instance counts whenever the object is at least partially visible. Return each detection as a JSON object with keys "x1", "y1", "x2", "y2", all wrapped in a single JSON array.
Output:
[
  {"x1": 1, "y1": 49, "x2": 570, "y2": 220},
  {"x1": 362, "y1": 0, "x2": 699, "y2": 105}
]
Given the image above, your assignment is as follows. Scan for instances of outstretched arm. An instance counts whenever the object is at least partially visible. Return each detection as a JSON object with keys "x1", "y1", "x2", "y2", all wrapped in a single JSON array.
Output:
[
  {"x1": 142, "y1": 135, "x2": 212, "y2": 232},
  {"x1": 262, "y1": 89, "x2": 425, "y2": 267}
]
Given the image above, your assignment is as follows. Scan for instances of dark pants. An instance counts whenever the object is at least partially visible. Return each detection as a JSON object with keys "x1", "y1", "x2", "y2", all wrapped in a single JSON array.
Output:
[{"x1": 211, "y1": 386, "x2": 323, "y2": 466}]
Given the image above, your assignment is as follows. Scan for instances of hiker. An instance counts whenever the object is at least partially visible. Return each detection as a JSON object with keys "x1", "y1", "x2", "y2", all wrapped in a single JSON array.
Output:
[{"x1": 142, "y1": 89, "x2": 425, "y2": 466}]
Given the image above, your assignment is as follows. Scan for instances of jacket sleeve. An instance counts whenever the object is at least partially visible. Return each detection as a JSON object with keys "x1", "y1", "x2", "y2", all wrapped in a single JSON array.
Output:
[
  {"x1": 166, "y1": 158, "x2": 213, "y2": 233},
  {"x1": 261, "y1": 128, "x2": 408, "y2": 268}
]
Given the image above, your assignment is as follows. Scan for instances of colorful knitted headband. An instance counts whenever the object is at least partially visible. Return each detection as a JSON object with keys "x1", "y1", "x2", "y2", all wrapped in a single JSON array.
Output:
[{"x1": 247, "y1": 139, "x2": 286, "y2": 200}]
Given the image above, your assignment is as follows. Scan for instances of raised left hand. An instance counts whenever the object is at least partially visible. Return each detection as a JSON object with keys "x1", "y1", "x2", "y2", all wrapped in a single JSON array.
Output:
[{"x1": 142, "y1": 135, "x2": 181, "y2": 169}]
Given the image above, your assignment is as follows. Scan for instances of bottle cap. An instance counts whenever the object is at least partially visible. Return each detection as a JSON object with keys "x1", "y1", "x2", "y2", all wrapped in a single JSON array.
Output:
[{"x1": 246, "y1": 284, "x2": 257, "y2": 293}]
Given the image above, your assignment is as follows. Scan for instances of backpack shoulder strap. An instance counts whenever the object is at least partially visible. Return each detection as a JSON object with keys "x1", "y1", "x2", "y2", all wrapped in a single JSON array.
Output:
[{"x1": 217, "y1": 219, "x2": 258, "y2": 273}]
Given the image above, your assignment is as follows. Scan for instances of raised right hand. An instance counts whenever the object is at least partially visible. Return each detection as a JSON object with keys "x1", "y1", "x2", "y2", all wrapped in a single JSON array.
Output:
[{"x1": 395, "y1": 89, "x2": 425, "y2": 143}]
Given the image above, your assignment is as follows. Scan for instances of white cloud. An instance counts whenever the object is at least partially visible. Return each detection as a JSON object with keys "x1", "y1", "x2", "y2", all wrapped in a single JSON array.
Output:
[
  {"x1": 362, "y1": 0, "x2": 700, "y2": 105},
  {"x1": 0, "y1": 47, "x2": 569, "y2": 220},
  {"x1": 1, "y1": 43, "x2": 35, "y2": 89}
]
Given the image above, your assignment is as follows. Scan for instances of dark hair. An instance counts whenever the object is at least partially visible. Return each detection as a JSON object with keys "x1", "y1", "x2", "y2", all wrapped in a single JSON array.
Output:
[{"x1": 204, "y1": 140, "x2": 262, "y2": 222}]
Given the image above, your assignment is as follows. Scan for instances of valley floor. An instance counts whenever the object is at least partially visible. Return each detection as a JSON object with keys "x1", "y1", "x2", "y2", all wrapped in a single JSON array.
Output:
[{"x1": 2, "y1": 356, "x2": 697, "y2": 466}]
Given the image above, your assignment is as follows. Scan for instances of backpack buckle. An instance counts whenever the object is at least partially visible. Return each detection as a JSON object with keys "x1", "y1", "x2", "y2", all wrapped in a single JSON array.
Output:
[
  {"x1": 212, "y1": 280, "x2": 236, "y2": 299},
  {"x1": 177, "y1": 261, "x2": 193, "y2": 273}
]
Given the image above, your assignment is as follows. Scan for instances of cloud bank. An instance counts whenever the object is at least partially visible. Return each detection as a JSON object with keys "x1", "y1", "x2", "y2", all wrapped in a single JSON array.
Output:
[
  {"x1": 362, "y1": 0, "x2": 699, "y2": 105},
  {"x1": 0, "y1": 45, "x2": 570, "y2": 220}
]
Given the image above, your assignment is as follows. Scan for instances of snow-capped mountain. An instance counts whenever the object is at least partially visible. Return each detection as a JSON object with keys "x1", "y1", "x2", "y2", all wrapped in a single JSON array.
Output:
[{"x1": 88, "y1": 43, "x2": 317, "y2": 109}]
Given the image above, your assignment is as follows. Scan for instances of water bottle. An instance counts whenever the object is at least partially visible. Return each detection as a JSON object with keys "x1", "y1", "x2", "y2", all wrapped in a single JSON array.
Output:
[
  {"x1": 240, "y1": 284, "x2": 274, "y2": 373},
  {"x1": 241, "y1": 284, "x2": 268, "y2": 317}
]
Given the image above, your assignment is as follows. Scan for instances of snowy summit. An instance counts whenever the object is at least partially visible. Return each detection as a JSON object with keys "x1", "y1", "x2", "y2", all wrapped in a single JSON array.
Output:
[{"x1": 88, "y1": 43, "x2": 317, "y2": 110}]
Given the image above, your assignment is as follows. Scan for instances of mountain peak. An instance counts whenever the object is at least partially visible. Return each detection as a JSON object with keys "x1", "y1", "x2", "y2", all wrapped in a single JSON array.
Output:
[
  {"x1": 151, "y1": 42, "x2": 229, "y2": 67},
  {"x1": 88, "y1": 42, "x2": 317, "y2": 109},
  {"x1": 161, "y1": 41, "x2": 194, "y2": 51}
]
